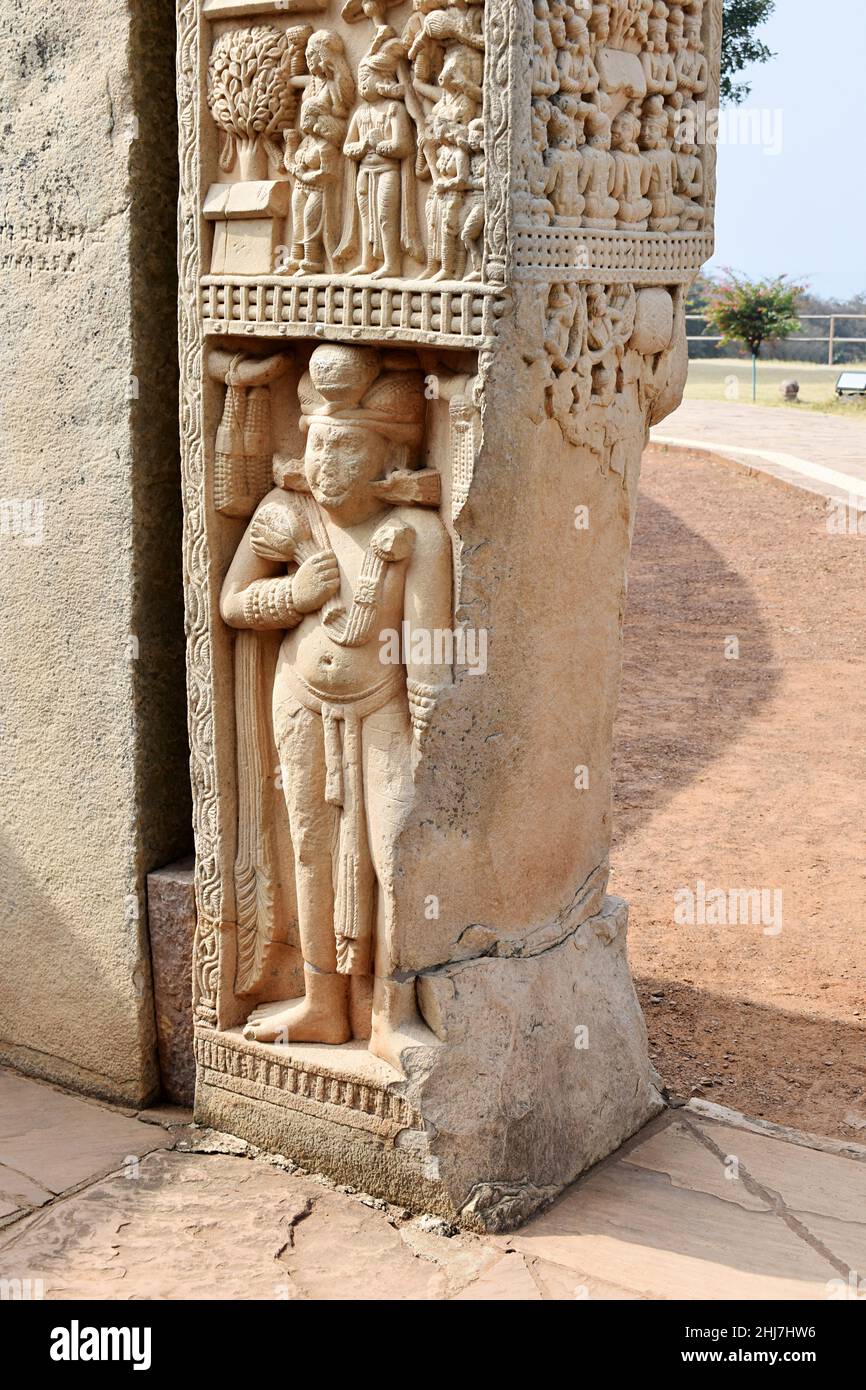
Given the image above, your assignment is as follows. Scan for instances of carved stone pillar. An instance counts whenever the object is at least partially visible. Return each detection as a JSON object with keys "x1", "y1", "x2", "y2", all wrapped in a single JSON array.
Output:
[{"x1": 178, "y1": 0, "x2": 722, "y2": 1230}]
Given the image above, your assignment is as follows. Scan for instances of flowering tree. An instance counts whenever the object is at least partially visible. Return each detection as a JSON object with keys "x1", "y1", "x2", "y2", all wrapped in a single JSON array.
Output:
[{"x1": 705, "y1": 272, "x2": 804, "y2": 398}]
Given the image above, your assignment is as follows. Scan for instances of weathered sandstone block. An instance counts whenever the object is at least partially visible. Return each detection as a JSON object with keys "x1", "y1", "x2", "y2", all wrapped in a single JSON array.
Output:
[
  {"x1": 147, "y1": 859, "x2": 197, "y2": 1106},
  {"x1": 0, "y1": 0, "x2": 190, "y2": 1104},
  {"x1": 179, "y1": 0, "x2": 722, "y2": 1226}
]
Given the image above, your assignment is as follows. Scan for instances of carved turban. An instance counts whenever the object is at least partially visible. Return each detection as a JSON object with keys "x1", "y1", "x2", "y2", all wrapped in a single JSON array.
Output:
[{"x1": 298, "y1": 345, "x2": 426, "y2": 451}]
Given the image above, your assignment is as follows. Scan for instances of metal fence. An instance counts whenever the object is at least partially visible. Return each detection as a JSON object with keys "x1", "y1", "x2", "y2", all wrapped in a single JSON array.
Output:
[{"x1": 686, "y1": 314, "x2": 866, "y2": 366}]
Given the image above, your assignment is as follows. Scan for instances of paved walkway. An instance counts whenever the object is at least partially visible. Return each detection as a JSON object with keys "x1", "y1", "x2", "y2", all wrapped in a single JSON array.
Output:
[
  {"x1": 1, "y1": 1068, "x2": 865, "y2": 1300},
  {"x1": 651, "y1": 401, "x2": 866, "y2": 510}
]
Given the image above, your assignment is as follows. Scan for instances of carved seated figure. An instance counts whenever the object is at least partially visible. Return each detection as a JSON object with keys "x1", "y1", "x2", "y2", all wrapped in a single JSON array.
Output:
[
  {"x1": 677, "y1": 12, "x2": 709, "y2": 98},
  {"x1": 641, "y1": 2, "x2": 677, "y2": 96},
  {"x1": 579, "y1": 107, "x2": 619, "y2": 229},
  {"x1": 220, "y1": 344, "x2": 452, "y2": 1070},
  {"x1": 611, "y1": 108, "x2": 652, "y2": 230},
  {"x1": 532, "y1": 2, "x2": 561, "y2": 99},
  {"x1": 675, "y1": 128, "x2": 704, "y2": 230},
  {"x1": 546, "y1": 104, "x2": 588, "y2": 227},
  {"x1": 640, "y1": 94, "x2": 682, "y2": 232},
  {"x1": 556, "y1": 5, "x2": 599, "y2": 101}
]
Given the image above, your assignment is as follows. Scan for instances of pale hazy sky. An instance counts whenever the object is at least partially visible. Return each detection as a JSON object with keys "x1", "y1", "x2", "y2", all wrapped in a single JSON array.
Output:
[{"x1": 706, "y1": 0, "x2": 866, "y2": 300}]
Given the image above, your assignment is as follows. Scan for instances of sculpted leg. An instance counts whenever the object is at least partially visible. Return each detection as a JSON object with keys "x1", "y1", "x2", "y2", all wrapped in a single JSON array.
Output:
[
  {"x1": 348, "y1": 172, "x2": 376, "y2": 275},
  {"x1": 371, "y1": 170, "x2": 402, "y2": 280},
  {"x1": 243, "y1": 702, "x2": 351, "y2": 1045},
  {"x1": 361, "y1": 701, "x2": 437, "y2": 1070}
]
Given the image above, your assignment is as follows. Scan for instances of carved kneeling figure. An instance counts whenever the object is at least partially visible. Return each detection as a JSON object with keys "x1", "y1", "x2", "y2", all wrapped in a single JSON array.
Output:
[{"x1": 220, "y1": 344, "x2": 452, "y2": 1070}]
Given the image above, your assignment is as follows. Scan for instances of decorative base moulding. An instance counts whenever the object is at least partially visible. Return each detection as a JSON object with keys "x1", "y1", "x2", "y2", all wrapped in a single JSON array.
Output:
[{"x1": 194, "y1": 897, "x2": 664, "y2": 1232}]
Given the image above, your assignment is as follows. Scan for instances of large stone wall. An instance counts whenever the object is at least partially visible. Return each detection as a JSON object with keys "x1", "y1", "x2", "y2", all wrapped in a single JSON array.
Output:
[{"x1": 0, "y1": 0, "x2": 191, "y2": 1104}]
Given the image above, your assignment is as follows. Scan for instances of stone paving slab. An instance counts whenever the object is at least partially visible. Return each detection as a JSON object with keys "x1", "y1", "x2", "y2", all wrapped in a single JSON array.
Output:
[
  {"x1": 1, "y1": 1068, "x2": 865, "y2": 1299},
  {"x1": 0, "y1": 1165, "x2": 52, "y2": 1224},
  {"x1": 690, "y1": 1118, "x2": 866, "y2": 1227},
  {"x1": 0, "y1": 1070, "x2": 172, "y2": 1196},
  {"x1": 0, "y1": 1149, "x2": 492, "y2": 1301},
  {"x1": 651, "y1": 400, "x2": 866, "y2": 507},
  {"x1": 620, "y1": 1117, "x2": 771, "y2": 1213},
  {"x1": 502, "y1": 1168, "x2": 840, "y2": 1300}
]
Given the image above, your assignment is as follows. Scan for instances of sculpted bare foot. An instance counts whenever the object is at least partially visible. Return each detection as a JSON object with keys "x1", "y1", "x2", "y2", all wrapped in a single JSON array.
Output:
[
  {"x1": 243, "y1": 995, "x2": 351, "y2": 1045},
  {"x1": 369, "y1": 977, "x2": 440, "y2": 1072}
]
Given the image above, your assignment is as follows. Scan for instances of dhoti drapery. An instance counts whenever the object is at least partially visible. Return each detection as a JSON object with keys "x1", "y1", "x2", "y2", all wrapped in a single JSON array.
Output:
[{"x1": 281, "y1": 668, "x2": 405, "y2": 976}]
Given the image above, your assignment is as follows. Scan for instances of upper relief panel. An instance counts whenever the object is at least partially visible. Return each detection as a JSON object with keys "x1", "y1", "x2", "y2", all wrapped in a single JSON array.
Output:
[
  {"x1": 516, "y1": 0, "x2": 718, "y2": 282},
  {"x1": 199, "y1": 0, "x2": 492, "y2": 349}
]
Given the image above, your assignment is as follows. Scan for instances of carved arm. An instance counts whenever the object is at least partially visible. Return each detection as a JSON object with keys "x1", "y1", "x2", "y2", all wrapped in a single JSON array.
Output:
[{"x1": 402, "y1": 510, "x2": 453, "y2": 736}]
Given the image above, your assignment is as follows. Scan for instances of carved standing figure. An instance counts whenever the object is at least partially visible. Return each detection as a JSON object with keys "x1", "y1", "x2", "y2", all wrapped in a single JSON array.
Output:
[
  {"x1": 585, "y1": 282, "x2": 636, "y2": 405},
  {"x1": 285, "y1": 111, "x2": 345, "y2": 275},
  {"x1": 459, "y1": 118, "x2": 485, "y2": 279},
  {"x1": 284, "y1": 31, "x2": 354, "y2": 276},
  {"x1": 221, "y1": 345, "x2": 452, "y2": 1070},
  {"x1": 422, "y1": 125, "x2": 472, "y2": 278},
  {"x1": 337, "y1": 48, "x2": 423, "y2": 276},
  {"x1": 546, "y1": 103, "x2": 588, "y2": 226},
  {"x1": 419, "y1": 44, "x2": 483, "y2": 277}
]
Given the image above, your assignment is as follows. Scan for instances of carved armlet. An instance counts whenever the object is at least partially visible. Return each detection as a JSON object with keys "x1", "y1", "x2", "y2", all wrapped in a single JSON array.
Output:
[{"x1": 241, "y1": 578, "x2": 303, "y2": 630}]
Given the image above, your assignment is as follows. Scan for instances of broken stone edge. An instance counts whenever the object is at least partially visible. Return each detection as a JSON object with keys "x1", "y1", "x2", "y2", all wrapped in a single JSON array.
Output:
[{"x1": 194, "y1": 895, "x2": 665, "y2": 1231}]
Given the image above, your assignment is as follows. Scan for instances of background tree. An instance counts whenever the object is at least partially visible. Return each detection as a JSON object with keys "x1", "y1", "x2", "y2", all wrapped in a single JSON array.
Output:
[
  {"x1": 687, "y1": 278, "x2": 866, "y2": 364},
  {"x1": 704, "y1": 272, "x2": 804, "y2": 397},
  {"x1": 722, "y1": 0, "x2": 775, "y2": 103}
]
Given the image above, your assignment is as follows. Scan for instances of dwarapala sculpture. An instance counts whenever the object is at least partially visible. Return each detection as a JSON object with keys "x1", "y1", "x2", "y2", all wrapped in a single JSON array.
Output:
[{"x1": 219, "y1": 344, "x2": 451, "y2": 1069}]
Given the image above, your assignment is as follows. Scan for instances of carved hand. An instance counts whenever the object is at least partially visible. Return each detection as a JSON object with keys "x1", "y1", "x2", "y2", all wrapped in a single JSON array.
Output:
[{"x1": 291, "y1": 549, "x2": 340, "y2": 614}]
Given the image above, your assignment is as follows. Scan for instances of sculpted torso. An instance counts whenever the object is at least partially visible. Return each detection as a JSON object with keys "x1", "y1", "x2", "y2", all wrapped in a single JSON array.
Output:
[{"x1": 273, "y1": 500, "x2": 429, "y2": 700}]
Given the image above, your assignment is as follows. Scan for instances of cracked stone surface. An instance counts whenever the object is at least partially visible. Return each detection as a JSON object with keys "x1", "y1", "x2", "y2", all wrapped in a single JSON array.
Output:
[{"x1": 1, "y1": 1069, "x2": 864, "y2": 1299}]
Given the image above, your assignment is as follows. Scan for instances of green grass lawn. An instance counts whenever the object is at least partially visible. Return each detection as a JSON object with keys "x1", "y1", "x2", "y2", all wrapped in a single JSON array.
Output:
[{"x1": 685, "y1": 358, "x2": 866, "y2": 416}]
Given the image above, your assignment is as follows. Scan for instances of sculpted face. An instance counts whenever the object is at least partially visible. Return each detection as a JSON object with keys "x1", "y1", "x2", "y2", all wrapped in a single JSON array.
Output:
[
  {"x1": 304, "y1": 420, "x2": 389, "y2": 511},
  {"x1": 357, "y1": 64, "x2": 379, "y2": 102}
]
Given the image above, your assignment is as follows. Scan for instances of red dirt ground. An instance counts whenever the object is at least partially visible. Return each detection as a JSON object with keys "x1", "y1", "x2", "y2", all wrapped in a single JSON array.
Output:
[{"x1": 612, "y1": 445, "x2": 866, "y2": 1141}]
